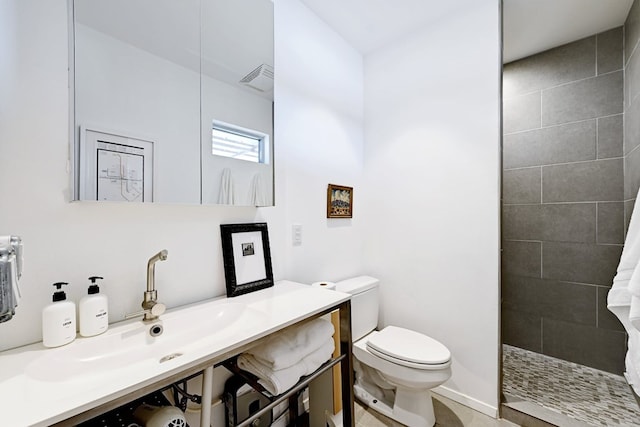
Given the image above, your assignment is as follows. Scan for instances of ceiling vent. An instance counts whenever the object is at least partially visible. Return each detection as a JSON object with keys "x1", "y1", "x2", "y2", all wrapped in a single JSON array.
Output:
[{"x1": 240, "y1": 64, "x2": 274, "y2": 92}]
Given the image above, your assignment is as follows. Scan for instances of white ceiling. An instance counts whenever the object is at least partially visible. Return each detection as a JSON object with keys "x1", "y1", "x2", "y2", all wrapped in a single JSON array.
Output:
[
  {"x1": 298, "y1": 0, "x2": 474, "y2": 54},
  {"x1": 299, "y1": 0, "x2": 634, "y2": 62}
]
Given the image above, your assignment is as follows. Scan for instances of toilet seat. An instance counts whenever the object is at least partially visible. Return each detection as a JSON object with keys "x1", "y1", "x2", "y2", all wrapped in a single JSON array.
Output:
[{"x1": 366, "y1": 326, "x2": 451, "y2": 370}]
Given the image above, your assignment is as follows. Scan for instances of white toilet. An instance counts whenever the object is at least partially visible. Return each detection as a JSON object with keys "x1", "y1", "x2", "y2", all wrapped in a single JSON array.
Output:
[{"x1": 334, "y1": 276, "x2": 451, "y2": 427}]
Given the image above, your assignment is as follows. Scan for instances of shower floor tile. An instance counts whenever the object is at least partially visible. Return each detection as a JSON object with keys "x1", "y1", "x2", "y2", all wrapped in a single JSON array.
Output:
[{"x1": 503, "y1": 344, "x2": 640, "y2": 426}]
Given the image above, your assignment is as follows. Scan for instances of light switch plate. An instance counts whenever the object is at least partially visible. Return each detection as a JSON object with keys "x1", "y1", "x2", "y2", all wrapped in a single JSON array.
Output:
[{"x1": 292, "y1": 224, "x2": 302, "y2": 246}]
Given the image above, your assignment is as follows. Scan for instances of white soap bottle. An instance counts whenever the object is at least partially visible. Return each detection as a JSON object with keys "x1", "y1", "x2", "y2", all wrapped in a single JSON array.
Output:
[
  {"x1": 42, "y1": 282, "x2": 76, "y2": 347},
  {"x1": 79, "y1": 276, "x2": 108, "y2": 337}
]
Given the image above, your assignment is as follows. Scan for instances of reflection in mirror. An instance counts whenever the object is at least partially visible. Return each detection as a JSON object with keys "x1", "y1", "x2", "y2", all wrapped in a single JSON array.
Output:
[
  {"x1": 201, "y1": 0, "x2": 274, "y2": 206},
  {"x1": 71, "y1": 0, "x2": 274, "y2": 206}
]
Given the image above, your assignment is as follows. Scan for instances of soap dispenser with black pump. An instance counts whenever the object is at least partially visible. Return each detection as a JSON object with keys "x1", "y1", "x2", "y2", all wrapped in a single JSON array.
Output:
[
  {"x1": 42, "y1": 282, "x2": 76, "y2": 347},
  {"x1": 79, "y1": 276, "x2": 108, "y2": 337}
]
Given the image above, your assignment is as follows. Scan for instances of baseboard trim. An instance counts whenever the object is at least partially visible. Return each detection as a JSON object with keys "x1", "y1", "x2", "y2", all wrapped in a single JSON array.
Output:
[{"x1": 431, "y1": 386, "x2": 498, "y2": 418}]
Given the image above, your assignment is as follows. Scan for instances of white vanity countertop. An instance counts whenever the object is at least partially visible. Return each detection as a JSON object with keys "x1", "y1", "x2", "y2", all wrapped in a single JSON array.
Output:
[{"x1": 0, "y1": 281, "x2": 350, "y2": 427}]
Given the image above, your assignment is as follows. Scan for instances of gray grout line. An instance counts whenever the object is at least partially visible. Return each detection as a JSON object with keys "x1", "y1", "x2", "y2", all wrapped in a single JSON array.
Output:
[
  {"x1": 504, "y1": 201, "x2": 623, "y2": 206},
  {"x1": 504, "y1": 156, "x2": 623, "y2": 171},
  {"x1": 504, "y1": 70, "x2": 622, "y2": 101},
  {"x1": 504, "y1": 238, "x2": 622, "y2": 247},
  {"x1": 503, "y1": 114, "x2": 622, "y2": 137},
  {"x1": 595, "y1": 116, "x2": 600, "y2": 160}
]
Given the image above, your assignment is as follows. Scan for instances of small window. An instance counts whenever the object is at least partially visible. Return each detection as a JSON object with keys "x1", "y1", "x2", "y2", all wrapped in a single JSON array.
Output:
[{"x1": 211, "y1": 121, "x2": 268, "y2": 163}]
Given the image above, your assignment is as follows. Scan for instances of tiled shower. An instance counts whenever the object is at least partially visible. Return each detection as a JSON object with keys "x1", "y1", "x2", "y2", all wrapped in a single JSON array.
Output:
[
  {"x1": 502, "y1": 27, "x2": 626, "y2": 374},
  {"x1": 502, "y1": 0, "x2": 640, "y2": 422}
]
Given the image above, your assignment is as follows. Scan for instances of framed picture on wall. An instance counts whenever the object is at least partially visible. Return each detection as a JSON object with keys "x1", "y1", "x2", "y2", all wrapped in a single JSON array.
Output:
[
  {"x1": 220, "y1": 223, "x2": 274, "y2": 297},
  {"x1": 327, "y1": 184, "x2": 353, "y2": 218}
]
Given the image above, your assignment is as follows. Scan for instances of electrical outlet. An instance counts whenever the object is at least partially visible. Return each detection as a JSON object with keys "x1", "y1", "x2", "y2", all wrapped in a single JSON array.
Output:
[{"x1": 292, "y1": 224, "x2": 302, "y2": 246}]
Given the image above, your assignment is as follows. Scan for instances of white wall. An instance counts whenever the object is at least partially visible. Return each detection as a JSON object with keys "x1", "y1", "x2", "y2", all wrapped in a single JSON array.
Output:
[
  {"x1": 0, "y1": 0, "x2": 502, "y2": 420},
  {"x1": 275, "y1": 0, "x2": 365, "y2": 283},
  {"x1": 361, "y1": 1, "x2": 501, "y2": 415}
]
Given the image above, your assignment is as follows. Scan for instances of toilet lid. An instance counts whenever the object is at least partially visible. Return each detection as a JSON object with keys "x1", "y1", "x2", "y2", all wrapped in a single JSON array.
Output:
[{"x1": 366, "y1": 326, "x2": 451, "y2": 366}]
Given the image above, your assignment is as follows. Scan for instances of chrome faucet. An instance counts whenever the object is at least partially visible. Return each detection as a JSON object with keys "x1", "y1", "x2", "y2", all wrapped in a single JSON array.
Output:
[{"x1": 141, "y1": 249, "x2": 168, "y2": 321}]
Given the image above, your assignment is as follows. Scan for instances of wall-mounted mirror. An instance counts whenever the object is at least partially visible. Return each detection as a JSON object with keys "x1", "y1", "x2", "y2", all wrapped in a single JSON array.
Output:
[{"x1": 71, "y1": 0, "x2": 274, "y2": 206}]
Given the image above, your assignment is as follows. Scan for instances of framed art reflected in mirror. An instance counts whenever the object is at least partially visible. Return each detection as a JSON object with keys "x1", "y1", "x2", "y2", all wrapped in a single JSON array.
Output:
[{"x1": 220, "y1": 222, "x2": 273, "y2": 297}]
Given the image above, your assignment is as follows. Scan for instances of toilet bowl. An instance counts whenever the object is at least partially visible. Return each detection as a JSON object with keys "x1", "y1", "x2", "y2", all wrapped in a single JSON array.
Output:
[{"x1": 334, "y1": 276, "x2": 452, "y2": 427}]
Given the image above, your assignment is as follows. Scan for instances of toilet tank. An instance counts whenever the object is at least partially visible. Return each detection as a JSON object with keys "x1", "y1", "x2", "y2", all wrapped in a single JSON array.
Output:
[{"x1": 334, "y1": 276, "x2": 379, "y2": 341}]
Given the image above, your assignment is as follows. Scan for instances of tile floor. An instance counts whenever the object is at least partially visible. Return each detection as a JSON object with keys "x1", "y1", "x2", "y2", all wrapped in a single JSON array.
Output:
[
  {"x1": 355, "y1": 394, "x2": 518, "y2": 427},
  {"x1": 502, "y1": 344, "x2": 640, "y2": 426}
]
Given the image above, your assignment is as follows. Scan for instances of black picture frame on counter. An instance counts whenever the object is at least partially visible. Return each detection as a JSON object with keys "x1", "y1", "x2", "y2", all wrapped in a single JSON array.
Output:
[{"x1": 220, "y1": 222, "x2": 274, "y2": 297}]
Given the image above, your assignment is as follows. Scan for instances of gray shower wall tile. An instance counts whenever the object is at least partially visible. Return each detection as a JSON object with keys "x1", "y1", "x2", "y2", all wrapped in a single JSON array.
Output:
[
  {"x1": 597, "y1": 202, "x2": 624, "y2": 244},
  {"x1": 502, "y1": 274, "x2": 597, "y2": 326},
  {"x1": 541, "y1": 71, "x2": 623, "y2": 126},
  {"x1": 504, "y1": 91, "x2": 541, "y2": 134},
  {"x1": 626, "y1": 0, "x2": 640, "y2": 65},
  {"x1": 503, "y1": 168, "x2": 541, "y2": 204},
  {"x1": 597, "y1": 115, "x2": 623, "y2": 159},
  {"x1": 542, "y1": 158, "x2": 623, "y2": 203},
  {"x1": 503, "y1": 37, "x2": 595, "y2": 97},
  {"x1": 597, "y1": 27, "x2": 623, "y2": 75},
  {"x1": 542, "y1": 318, "x2": 626, "y2": 374},
  {"x1": 502, "y1": 308, "x2": 542, "y2": 353},
  {"x1": 541, "y1": 204, "x2": 596, "y2": 243},
  {"x1": 502, "y1": 240, "x2": 542, "y2": 278},
  {"x1": 502, "y1": 205, "x2": 542, "y2": 241},
  {"x1": 625, "y1": 146, "x2": 640, "y2": 200},
  {"x1": 503, "y1": 120, "x2": 596, "y2": 169},
  {"x1": 625, "y1": 95, "x2": 640, "y2": 155},
  {"x1": 597, "y1": 286, "x2": 626, "y2": 332},
  {"x1": 542, "y1": 242, "x2": 622, "y2": 285},
  {"x1": 503, "y1": 204, "x2": 596, "y2": 243}
]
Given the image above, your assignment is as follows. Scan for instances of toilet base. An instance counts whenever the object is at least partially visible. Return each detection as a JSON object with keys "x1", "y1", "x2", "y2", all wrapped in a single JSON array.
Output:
[{"x1": 354, "y1": 383, "x2": 435, "y2": 427}]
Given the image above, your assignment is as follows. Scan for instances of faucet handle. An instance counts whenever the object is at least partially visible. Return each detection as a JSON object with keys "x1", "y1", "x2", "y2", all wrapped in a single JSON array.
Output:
[
  {"x1": 125, "y1": 303, "x2": 166, "y2": 320},
  {"x1": 149, "y1": 302, "x2": 166, "y2": 316}
]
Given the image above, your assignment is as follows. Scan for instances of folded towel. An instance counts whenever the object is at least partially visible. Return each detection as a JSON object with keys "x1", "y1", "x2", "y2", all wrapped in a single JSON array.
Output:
[
  {"x1": 246, "y1": 318, "x2": 334, "y2": 370},
  {"x1": 238, "y1": 338, "x2": 335, "y2": 395},
  {"x1": 0, "y1": 236, "x2": 23, "y2": 324},
  {"x1": 0, "y1": 254, "x2": 17, "y2": 324}
]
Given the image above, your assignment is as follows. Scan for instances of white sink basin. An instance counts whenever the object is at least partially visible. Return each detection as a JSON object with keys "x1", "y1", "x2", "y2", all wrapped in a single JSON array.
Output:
[{"x1": 25, "y1": 301, "x2": 266, "y2": 382}]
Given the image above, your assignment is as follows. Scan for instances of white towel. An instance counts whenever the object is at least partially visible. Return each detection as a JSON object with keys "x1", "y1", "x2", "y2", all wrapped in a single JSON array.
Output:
[
  {"x1": 609, "y1": 189, "x2": 640, "y2": 310},
  {"x1": 631, "y1": 296, "x2": 640, "y2": 332},
  {"x1": 246, "y1": 318, "x2": 334, "y2": 370},
  {"x1": 8, "y1": 254, "x2": 20, "y2": 307},
  {"x1": 237, "y1": 338, "x2": 335, "y2": 396},
  {"x1": 218, "y1": 168, "x2": 235, "y2": 205},
  {"x1": 249, "y1": 173, "x2": 265, "y2": 206},
  {"x1": 0, "y1": 254, "x2": 18, "y2": 323},
  {"x1": 631, "y1": 256, "x2": 640, "y2": 298}
]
